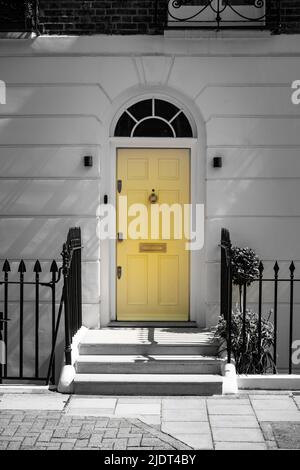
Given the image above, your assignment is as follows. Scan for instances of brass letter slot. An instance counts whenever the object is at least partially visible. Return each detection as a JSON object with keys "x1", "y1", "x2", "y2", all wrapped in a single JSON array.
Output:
[{"x1": 139, "y1": 243, "x2": 167, "y2": 253}]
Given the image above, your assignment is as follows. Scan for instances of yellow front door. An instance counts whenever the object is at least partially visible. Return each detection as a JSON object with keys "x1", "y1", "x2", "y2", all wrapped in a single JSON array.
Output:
[{"x1": 116, "y1": 148, "x2": 190, "y2": 321}]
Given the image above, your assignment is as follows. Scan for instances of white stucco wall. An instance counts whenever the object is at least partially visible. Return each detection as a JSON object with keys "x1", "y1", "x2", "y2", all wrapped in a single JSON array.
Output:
[{"x1": 0, "y1": 33, "x2": 300, "y2": 373}]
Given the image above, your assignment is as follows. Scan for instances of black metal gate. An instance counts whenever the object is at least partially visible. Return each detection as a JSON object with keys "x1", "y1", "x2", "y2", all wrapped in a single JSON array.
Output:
[
  {"x1": 0, "y1": 227, "x2": 82, "y2": 385},
  {"x1": 220, "y1": 227, "x2": 300, "y2": 374}
]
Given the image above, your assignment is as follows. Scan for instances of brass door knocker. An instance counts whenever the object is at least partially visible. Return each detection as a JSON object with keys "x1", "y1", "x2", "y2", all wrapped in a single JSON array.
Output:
[{"x1": 149, "y1": 190, "x2": 158, "y2": 204}]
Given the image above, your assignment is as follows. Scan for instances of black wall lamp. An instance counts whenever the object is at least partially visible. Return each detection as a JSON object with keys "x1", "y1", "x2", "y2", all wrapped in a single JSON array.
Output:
[
  {"x1": 213, "y1": 156, "x2": 223, "y2": 168},
  {"x1": 84, "y1": 155, "x2": 93, "y2": 167}
]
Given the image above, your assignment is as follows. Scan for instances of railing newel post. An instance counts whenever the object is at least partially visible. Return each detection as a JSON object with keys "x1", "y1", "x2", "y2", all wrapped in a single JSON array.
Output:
[
  {"x1": 33, "y1": 260, "x2": 42, "y2": 379},
  {"x1": 289, "y1": 261, "x2": 295, "y2": 374},
  {"x1": 242, "y1": 282, "x2": 247, "y2": 354},
  {"x1": 18, "y1": 260, "x2": 26, "y2": 379},
  {"x1": 258, "y1": 261, "x2": 264, "y2": 372},
  {"x1": 62, "y1": 242, "x2": 72, "y2": 366},
  {"x1": 2, "y1": 259, "x2": 10, "y2": 378},
  {"x1": 50, "y1": 260, "x2": 58, "y2": 383},
  {"x1": 273, "y1": 261, "x2": 279, "y2": 373}
]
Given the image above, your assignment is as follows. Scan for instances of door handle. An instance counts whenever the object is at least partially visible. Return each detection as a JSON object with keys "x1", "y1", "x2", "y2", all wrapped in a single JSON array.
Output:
[{"x1": 117, "y1": 232, "x2": 124, "y2": 242}]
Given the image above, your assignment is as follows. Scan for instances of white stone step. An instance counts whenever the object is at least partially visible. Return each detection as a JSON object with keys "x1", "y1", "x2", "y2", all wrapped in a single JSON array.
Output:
[
  {"x1": 75, "y1": 355, "x2": 224, "y2": 374},
  {"x1": 74, "y1": 374, "x2": 223, "y2": 396},
  {"x1": 79, "y1": 328, "x2": 219, "y2": 356}
]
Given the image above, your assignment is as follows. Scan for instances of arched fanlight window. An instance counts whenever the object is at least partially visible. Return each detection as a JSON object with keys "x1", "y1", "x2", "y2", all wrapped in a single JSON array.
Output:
[{"x1": 114, "y1": 98, "x2": 193, "y2": 138}]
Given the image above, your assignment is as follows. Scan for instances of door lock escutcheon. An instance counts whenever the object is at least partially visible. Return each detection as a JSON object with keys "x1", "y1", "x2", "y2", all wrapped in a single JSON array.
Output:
[
  {"x1": 117, "y1": 232, "x2": 124, "y2": 242},
  {"x1": 117, "y1": 266, "x2": 122, "y2": 280},
  {"x1": 149, "y1": 189, "x2": 158, "y2": 204},
  {"x1": 117, "y1": 180, "x2": 122, "y2": 194}
]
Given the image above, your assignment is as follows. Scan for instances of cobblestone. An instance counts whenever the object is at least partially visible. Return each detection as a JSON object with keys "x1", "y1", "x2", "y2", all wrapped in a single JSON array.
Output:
[{"x1": 0, "y1": 410, "x2": 191, "y2": 450}]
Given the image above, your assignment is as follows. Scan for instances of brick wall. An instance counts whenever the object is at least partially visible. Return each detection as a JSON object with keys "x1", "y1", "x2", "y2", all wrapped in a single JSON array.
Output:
[
  {"x1": 38, "y1": 0, "x2": 167, "y2": 35},
  {"x1": 2, "y1": 1, "x2": 300, "y2": 35},
  {"x1": 280, "y1": 0, "x2": 300, "y2": 33}
]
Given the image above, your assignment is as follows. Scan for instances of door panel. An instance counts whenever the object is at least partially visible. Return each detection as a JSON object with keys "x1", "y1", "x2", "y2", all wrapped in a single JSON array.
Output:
[{"x1": 117, "y1": 148, "x2": 190, "y2": 321}]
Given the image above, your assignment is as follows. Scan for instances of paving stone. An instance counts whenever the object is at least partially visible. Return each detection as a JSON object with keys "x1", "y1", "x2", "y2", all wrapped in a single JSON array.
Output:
[
  {"x1": 260, "y1": 422, "x2": 276, "y2": 441},
  {"x1": 138, "y1": 415, "x2": 161, "y2": 426},
  {"x1": 114, "y1": 438, "x2": 128, "y2": 450},
  {"x1": 212, "y1": 427, "x2": 265, "y2": 442},
  {"x1": 1, "y1": 425, "x2": 18, "y2": 436},
  {"x1": 128, "y1": 436, "x2": 142, "y2": 446},
  {"x1": 104, "y1": 428, "x2": 118, "y2": 438},
  {"x1": 162, "y1": 421, "x2": 210, "y2": 435},
  {"x1": 23, "y1": 436, "x2": 38, "y2": 446},
  {"x1": 37, "y1": 431, "x2": 53, "y2": 442},
  {"x1": 128, "y1": 446, "x2": 153, "y2": 450},
  {"x1": 75, "y1": 439, "x2": 89, "y2": 448},
  {"x1": 115, "y1": 403, "x2": 160, "y2": 416},
  {"x1": 66, "y1": 408, "x2": 115, "y2": 416},
  {"x1": 207, "y1": 404, "x2": 254, "y2": 415},
  {"x1": 100, "y1": 439, "x2": 115, "y2": 449},
  {"x1": 172, "y1": 433, "x2": 214, "y2": 450},
  {"x1": 293, "y1": 396, "x2": 300, "y2": 410},
  {"x1": 141, "y1": 437, "x2": 164, "y2": 447},
  {"x1": 207, "y1": 398, "x2": 250, "y2": 405},
  {"x1": 89, "y1": 435, "x2": 103, "y2": 447},
  {"x1": 255, "y1": 410, "x2": 300, "y2": 422},
  {"x1": 0, "y1": 395, "x2": 68, "y2": 411},
  {"x1": 266, "y1": 440, "x2": 278, "y2": 449},
  {"x1": 61, "y1": 443, "x2": 75, "y2": 450},
  {"x1": 0, "y1": 409, "x2": 196, "y2": 450},
  {"x1": 154, "y1": 445, "x2": 176, "y2": 450},
  {"x1": 209, "y1": 415, "x2": 259, "y2": 428},
  {"x1": 7, "y1": 441, "x2": 21, "y2": 450},
  {"x1": 68, "y1": 398, "x2": 117, "y2": 409},
  {"x1": 162, "y1": 399, "x2": 207, "y2": 410},
  {"x1": 251, "y1": 399, "x2": 298, "y2": 411},
  {"x1": 118, "y1": 398, "x2": 161, "y2": 404},
  {"x1": 250, "y1": 394, "x2": 292, "y2": 400},
  {"x1": 215, "y1": 442, "x2": 267, "y2": 450},
  {"x1": 162, "y1": 409, "x2": 208, "y2": 422}
]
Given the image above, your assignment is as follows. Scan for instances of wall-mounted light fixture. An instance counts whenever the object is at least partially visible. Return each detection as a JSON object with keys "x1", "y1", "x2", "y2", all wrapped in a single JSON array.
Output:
[
  {"x1": 213, "y1": 156, "x2": 223, "y2": 168},
  {"x1": 84, "y1": 155, "x2": 93, "y2": 167}
]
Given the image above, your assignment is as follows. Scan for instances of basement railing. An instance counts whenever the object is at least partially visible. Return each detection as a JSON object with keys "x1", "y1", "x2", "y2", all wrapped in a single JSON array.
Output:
[
  {"x1": 0, "y1": 227, "x2": 82, "y2": 385},
  {"x1": 220, "y1": 228, "x2": 300, "y2": 374},
  {"x1": 167, "y1": 0, "x2": 281, "y2": 32}
]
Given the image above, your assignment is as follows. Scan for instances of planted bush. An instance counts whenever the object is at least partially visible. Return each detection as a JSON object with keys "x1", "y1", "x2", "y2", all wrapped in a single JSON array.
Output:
[
  {"x1": 216, "y1": 309, "x2": 275, "y2": 374},
  {"x1": 231, "y1": 246, "x2": 260, "y2": 309}
]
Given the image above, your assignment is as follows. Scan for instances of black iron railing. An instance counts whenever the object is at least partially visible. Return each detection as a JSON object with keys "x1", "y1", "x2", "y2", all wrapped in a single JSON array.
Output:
[
  {"x1": 61, "y1": 227, "x2": 82, "y2": 367},
  {"x1": 0, "y1": 227, "x2": 82, "y2": 385},
  {"x1": 0, "y1": 258, "x2": 62, "y2": 384},
  {"x1": 220, "y1": 228, "x2": 300, "y2": 374},
  {"x1": 168, "y1": 0, "x2": 274, "y2": 31},
  {"x1": 0, "y1": 0, "x2": 39, "y2": 33}
]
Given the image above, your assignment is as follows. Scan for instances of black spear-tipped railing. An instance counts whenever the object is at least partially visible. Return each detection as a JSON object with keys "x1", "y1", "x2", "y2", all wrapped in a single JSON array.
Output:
[
  {"x1": 220, "y1": 228, "x2": 300, "y2": 374},
  {"x1": 0, "y1": 227, "x2": 82, "y2": 385}
]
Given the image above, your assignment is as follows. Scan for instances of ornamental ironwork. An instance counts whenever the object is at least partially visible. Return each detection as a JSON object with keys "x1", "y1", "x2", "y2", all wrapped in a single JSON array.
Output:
[{"x1": 168, "y1": 0, "x2": 267, "y2": 30}]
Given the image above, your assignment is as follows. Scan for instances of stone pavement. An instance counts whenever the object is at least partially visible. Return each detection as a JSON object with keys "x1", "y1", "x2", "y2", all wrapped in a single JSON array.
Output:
[{"x1": 0, "y1": 391, "x2": 299, "y2": 450}]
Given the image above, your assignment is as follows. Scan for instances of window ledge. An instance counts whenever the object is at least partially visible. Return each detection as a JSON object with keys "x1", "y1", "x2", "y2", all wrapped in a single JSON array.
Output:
[
  {"x1": 164, "y1": 29, "x2": 272, "y2": 40},
  {"x1": 0, "y1": 32, "x2": 37, "y2": 39}
]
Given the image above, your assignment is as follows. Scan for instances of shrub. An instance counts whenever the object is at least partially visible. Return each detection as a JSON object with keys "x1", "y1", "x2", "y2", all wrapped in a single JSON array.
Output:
[
  {"x1": 216, "y1": 309, "x2": 275, "y2": 374},
  {"x1": 231, "y1": 246, "x2": 260, "y2": 286}
]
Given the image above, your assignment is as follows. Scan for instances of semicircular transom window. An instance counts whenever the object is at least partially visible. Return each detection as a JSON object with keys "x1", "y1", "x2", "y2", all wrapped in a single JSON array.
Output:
[{"x1": 114, "y1": 98, "x2": 193, "y2": 138}]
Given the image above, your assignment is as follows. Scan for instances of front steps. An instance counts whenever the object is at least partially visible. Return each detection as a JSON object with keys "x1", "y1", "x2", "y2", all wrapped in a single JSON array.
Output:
[{"x1": 74, "y1": 328, "x2": 224, "y2": 396}]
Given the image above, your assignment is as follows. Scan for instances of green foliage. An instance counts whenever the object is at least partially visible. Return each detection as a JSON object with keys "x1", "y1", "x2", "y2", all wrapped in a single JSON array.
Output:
[
  {"x1": 231, "y1": 246, "x2": 260, "y2": 287},
  {"x1": 216, "y1": 309, "x2": 275, "y2": 374}
]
